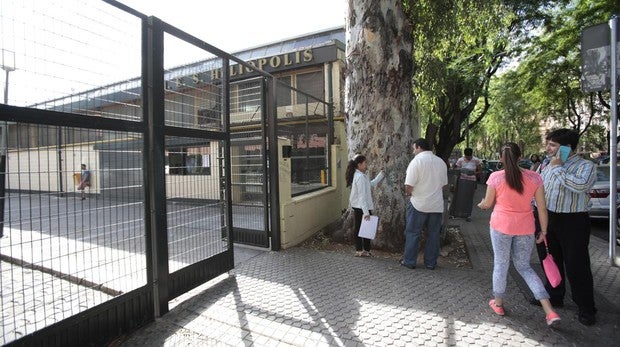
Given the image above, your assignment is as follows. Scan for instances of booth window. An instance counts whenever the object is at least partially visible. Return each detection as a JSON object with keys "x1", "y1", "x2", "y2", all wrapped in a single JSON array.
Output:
[
  {"x1": 167, "y1": 145, "x2": 211, "y2": 175},
  {"x1": 276, "y1": 76, "x2": 292, "y2": 107},
  {"x1": 296, "y1": 70, "x2": 324, "y2": 101}
]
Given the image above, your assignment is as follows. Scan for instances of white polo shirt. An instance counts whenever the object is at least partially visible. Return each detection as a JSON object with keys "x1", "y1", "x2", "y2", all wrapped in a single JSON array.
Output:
[{"x1": 405, "y1": 151, "x2": 448, "y2": 213}]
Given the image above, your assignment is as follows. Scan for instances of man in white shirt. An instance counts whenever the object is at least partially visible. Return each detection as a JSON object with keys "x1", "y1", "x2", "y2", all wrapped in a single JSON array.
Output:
[{"x1": 401, "y1": 138, "x2": 448, "y2": 270}]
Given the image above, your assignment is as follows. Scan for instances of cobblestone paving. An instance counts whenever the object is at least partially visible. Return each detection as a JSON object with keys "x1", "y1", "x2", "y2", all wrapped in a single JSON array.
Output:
[
  {"x1": 120, "y1": 187, "x2": 620, "y2": 346},
  {"x1": 121, "y1": 246, "x2": 619, "y2": 346}
]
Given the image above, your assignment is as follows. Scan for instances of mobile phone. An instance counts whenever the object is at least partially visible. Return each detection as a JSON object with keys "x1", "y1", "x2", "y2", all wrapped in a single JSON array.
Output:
[{"x1": 558, "y1": 145, "x2": 571, "y2": 162}]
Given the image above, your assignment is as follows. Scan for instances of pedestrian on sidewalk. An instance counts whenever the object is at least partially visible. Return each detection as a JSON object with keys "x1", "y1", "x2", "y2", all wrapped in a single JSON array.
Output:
[
  {"x1": 346, "y1": 154, "x2": 384, "y2": 257},
  {"x1": 477, "y1": 142, "x2": 560, "y2": 326},
  {"x1": 529, "y1": 154, "x2": 542, "y2": 172},
  {"x1": 532, "y1": 129, "x2": 598, "y2": 326},
  {"x1": 77, "y1": 163, "x2": 91, "y2": 200},
  {"x1": 453, "y1": 148, "x2": 482, "y2": 221},
  {"x1": 401, "y1": 138, "x2": 447, "y2": 270}
]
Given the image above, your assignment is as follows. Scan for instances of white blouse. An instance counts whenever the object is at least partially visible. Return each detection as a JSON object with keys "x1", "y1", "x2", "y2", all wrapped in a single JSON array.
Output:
[{"x1": 349, "y1": 169, "x2": 385, "y2": 216}]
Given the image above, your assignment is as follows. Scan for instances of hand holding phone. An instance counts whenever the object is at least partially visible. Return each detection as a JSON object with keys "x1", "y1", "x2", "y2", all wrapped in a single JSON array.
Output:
[{"x1": 558, "y1": 145, "x2": 571, "y2": 162}]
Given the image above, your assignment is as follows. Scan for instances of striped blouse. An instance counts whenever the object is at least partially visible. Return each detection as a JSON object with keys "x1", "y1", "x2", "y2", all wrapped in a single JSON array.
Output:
[{"x1": 540, "y1": 155, "x2": 596, "y2": 213}]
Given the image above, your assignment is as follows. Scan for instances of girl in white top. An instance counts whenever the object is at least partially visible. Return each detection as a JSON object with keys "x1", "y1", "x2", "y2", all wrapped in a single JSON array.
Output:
[{"x1": 346, "y1": 154, "x2": 385, "y2": 257}]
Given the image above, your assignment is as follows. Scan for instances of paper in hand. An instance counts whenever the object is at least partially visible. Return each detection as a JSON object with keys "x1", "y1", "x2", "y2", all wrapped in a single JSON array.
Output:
[{"x1": 358, "y1": 215, "x2": 379, "y2": 239}]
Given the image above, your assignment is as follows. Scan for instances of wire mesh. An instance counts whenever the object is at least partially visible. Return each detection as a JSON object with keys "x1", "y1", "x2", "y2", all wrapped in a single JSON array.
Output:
[
  {"x1": 0, "y1": 0, "x2": 337, "y2": 342},
  {"x1": 161, "y1": 33, "x2": 231, "y2": 271},
  {"x1": 165, "y1": 137, "x2": 229, "y2": 272},
  {"x1": 0, "y1": 2, "x2": 147, "y2": 344},
  {"x1": 164, "y1": 33, "x2": 225, "y2": 131},
  {"x1": 0, "y1": 125, "x2": 146, "y2": 344},
  {"x1": 1, "y1": 1, "x2": 239, "y2": 344},
  {"x1": 231, "y1": 80, "x2": 262, "y2": 124},
  {"x1": 0, "y1": 0, "x2": 142, "y2": 118},
  {"x1": 274, "y1": 76, "x2": 330, "y2": 195}
]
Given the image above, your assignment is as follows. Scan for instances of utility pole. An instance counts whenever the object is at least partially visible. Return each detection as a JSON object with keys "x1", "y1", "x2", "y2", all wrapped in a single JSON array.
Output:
[{"x1": 608, "y1": 16, "x2": 618, "y2": 266}]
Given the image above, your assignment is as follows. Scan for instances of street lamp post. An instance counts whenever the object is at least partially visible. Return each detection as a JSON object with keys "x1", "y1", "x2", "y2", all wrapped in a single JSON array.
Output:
[
  {"x1": 2, "y1": 49, "x2": 15, "y2": 101},
  {"x1": 1, "y1": 49, "x2": 15, "y2": 238}
]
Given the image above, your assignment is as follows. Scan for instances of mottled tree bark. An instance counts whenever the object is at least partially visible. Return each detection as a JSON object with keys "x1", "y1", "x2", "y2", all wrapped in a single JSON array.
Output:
[{"x1": 344, "y1": 0, "x2": 415, "y2": 252}]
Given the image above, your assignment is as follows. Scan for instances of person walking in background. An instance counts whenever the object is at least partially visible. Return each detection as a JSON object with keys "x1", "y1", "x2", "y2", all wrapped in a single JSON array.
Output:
[
  {"x1": 477, "y1": 142, "x2": 560, "y2": 326},
  {"x1": 531, "y1": 129, "x2": 598, "y2": 326},
  {"x1": 529, "y1": 154, "x2": 542, "y2": 172},
  {"x1": 453, "y1": 148, "x2": 482, "y2": 221},
  {"x1": 455, "y1": 148, "x2": 482, "y2": 180},
  {"x1": 401, "y1": 138, "x2": 447, "y2": 270},
  {"x1": 346, "y1": 154, "x2": 384, "y2": 257},
  {"x1": 78, "y1": 163, "x2": 91, "y2": 200}
]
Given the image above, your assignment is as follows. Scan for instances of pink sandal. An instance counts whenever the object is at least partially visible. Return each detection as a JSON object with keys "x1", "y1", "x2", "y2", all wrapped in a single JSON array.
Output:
[
  {"x1": 489, "y1": 299, "x2": 505, "y2": 316},
  {"x1": 546, "y1": 311, "x2": 561, "y2": 326}
]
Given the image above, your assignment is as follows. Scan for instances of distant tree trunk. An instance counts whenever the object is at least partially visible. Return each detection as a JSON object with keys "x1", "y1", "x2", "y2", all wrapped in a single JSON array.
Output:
[{"x1": 344, "y1": 0, "x2": 415, "y2": 252}]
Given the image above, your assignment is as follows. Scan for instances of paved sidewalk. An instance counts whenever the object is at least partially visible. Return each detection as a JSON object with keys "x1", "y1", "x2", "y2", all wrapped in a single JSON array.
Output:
[{"x1": 120, "y1": 187, "x2": 620, "y2": 346}]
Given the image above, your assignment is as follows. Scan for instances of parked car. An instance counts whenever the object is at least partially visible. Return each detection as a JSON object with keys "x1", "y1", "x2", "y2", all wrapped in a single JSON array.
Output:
[
  {"x1": 481, "y1": 160, "x2": 501, "y2": 183},
  {"x1": 518, "y1": 158, "x2": 533, "y2": 169},
  {"x1": 598, "y1": 156, "x2": 610, "y2": 164},
  {"x1": 597, "y1": 155, "x2": 620, "y2": 165},
  {"x1": 589, "y1": 165, "x2": 620, "y2": 245}
]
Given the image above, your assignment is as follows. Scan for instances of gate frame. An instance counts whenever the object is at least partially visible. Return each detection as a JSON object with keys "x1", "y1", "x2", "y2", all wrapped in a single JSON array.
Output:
[
  {"x1": 1, "y1": 0, "x2": 337, "y2": 343},
  {"x1": 1, "y1": 9, "x2": 238, "y2": 346},
  {"x1": 267, "y1": 77, "x2": 282, "y2": 251}
]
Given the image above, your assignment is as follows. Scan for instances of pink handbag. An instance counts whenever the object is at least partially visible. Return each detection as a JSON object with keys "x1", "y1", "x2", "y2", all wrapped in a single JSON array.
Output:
[{"x1": 542, "y1": 236, "x2": 561, "y2": 288}]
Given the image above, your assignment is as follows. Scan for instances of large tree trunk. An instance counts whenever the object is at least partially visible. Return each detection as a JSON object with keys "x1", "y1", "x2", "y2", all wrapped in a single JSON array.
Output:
[{"x1": 344, "y1": 0, "x2": 415, "y2": 252}]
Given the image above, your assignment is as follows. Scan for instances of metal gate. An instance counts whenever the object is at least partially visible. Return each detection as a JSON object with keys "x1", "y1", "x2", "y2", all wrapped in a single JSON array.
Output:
[
  {"x1": 228, "y1": 76, "x2": 334, "y2": 249},
  {"x1": 0, "y1": 2, "x2": 244, "y2": 345},
  {"x1": 0, "y1": 1, "x2": 336, "y2": 344},
  {"x1": 230, "y1": 78, "x2": 271, "y2": 248}
]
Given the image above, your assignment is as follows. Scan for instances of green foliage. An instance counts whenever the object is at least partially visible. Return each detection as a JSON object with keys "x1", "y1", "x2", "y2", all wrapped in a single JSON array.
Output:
[
  {"x1": 510, "y1": 0, "x2": 618, "y2": 153},
  {"x1": 405, "y1": 0, "x2": 563, "y2": 160},
  {"x1": 473, "y1": 70, "x2": 543, "y2": 158},
  {"x1": 406, "y1": 0, "x2": 618, "y2": 158}
]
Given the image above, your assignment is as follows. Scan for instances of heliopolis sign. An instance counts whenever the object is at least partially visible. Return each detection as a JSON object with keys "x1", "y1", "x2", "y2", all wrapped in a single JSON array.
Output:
[
  {"x1": 212, "y1": 49, "x2": 313, "y2": 80},
  {"x1": 165, "y1": 44, "x2": 338, "y2": 91}
]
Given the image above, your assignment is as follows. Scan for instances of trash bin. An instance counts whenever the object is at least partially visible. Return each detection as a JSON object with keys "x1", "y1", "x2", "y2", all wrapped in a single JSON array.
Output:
[{"x1": 450, "y1": 172, "x2": 477, "y2": 219}]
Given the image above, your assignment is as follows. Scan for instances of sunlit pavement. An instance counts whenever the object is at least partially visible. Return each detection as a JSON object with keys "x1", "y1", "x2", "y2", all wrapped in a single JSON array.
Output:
[{"x1": 120, "y1": 187, "x2": 620, "y2": 346}]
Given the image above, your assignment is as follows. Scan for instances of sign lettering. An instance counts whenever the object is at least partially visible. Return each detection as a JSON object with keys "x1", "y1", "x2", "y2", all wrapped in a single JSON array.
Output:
[{"x1": 171, "y1": 49, "x2": 314, "y2": 90}]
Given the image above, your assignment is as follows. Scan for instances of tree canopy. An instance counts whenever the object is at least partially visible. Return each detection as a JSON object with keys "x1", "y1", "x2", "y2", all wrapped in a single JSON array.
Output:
[
  {"x1": 467, "y1": 0, "x2": 619, "y2": 159},
  {"x1": 403, "y1": 0, "x2": 572, "y2": 160}
]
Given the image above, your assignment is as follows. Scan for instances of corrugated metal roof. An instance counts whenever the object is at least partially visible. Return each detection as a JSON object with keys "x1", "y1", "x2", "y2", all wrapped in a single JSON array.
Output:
[{"x1": 35, "y1": 27, "x2": 345, "y2": 112}]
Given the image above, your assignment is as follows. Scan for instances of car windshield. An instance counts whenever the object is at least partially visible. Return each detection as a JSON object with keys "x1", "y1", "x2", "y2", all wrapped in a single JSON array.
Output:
[{"x1": 596, "y1": 166, "x2": 620, "y2": 182}]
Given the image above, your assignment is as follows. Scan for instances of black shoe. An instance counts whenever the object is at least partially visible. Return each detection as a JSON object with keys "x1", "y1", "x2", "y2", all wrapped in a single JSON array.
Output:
[
  {"x1": 578, "y1": 311, "x2": 596, "y2": 326},
  {"x1": 529, "y1": 297, "x2": 564, "y2": 308},
  {"x1": 425, "y1": 265, "x2": 435, "y2": 270},
  {"x1": 400, "y1": 260, "x2": 415, "y2": 269}
]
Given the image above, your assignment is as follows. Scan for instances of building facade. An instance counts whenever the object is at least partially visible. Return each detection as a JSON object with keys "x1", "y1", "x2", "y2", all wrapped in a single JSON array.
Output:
[{"x1": 6, "y1": 27, "x2": 350, "y2": 249}]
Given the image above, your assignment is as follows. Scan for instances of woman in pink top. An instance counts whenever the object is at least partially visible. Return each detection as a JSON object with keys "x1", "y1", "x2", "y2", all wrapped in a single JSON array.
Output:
[{"x1": 477, "y1": 142, "x2": 560, "y2": 326}]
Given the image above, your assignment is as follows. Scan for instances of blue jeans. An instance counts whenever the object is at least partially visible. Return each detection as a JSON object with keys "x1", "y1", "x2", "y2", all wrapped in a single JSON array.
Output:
[{"x1": 403, "y1": 203, "x2": 442, "y2": 268}]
